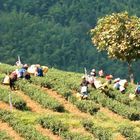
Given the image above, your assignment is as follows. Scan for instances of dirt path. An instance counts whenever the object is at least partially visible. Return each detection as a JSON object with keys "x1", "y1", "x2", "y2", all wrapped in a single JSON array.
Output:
[
  {"x1": 69, "y1": 127, "x2": 96, "y2": 139},
  {"x1": 73, "y1": 89, "x2": 126, "y2": 121},
  {"x1": 41, "y1": 87, "x2": 91, "y2": 118},
  {"x1": 0, "y1": 101, "x2": 14, "y2": 111},
  {"x1": 0, "y1": 102, "x2": 25, "y2": 140},
  {"x1": 41, "y1": 87, "x2": 127, "y2": 121},
  {"x1": 99, "y1": 107, "x2": 125, "y2": 121},
  {"x1": 0, "y1": 84, "x2": 127, "y2": 140},
  {"x1": 14, "y1": 90, "x2": 53, "y2": 114},
  {"x1": 0, "y1": 84, "x2": 61, "y2": 115},
  {"x1": 40, "y1": 87, "x2": 127, "y2": 140},
  {"x1": 0, "y1": 120, "x2": 25, "y2": 140},
  {"x1": 114, "y1": 133, "x2": 126, "y2": 140},
  {"x1": 36, "y1": 125, "x2": 62, "y2": 140}
]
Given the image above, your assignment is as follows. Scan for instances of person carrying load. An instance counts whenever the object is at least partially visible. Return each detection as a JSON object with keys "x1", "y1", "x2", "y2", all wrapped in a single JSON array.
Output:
[
  {"x1": 41, "y1": 66, "x2": 49, "y2": 74},
  {"x1": 2, "y1": 72, "x2": 10, "y2": 85},
  {"x1": 9, "y1": 72, "x2": 17, "y2": 90}
]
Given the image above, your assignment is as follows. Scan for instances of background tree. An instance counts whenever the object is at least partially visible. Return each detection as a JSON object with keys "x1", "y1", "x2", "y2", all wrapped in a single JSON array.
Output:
[
  {"x1": 90, "y1": 12, "x2": 140, "y2": 83},
  {"x1": 1, "y1": 0, "x2": 140, "y2": 81}
]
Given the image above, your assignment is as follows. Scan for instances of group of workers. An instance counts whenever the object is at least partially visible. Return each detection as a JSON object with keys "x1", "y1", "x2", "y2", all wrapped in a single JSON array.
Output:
[
  {"x1": 78, "y1": 68, "x2": 139, "y2": 100},
  {"x1": 2, "y1": 62, "x2": 140, "y2": 101},
  {"x1": 2, "y1": 64, "x2": 48, "y2": 90}
]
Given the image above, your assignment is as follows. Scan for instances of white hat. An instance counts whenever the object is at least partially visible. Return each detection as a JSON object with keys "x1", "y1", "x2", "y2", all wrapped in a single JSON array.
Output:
[
  {"x1": 114, "y1": 78, "x2": 120, "y2": 83},
  {"x1": 91, "y1": 69, "x2": 95, "y2": 72}
]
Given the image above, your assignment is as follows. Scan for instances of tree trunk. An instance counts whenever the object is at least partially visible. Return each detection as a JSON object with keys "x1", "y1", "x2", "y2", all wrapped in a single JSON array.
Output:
[{"x1": 127, "y1": 62, "x2": 134, "y2": 83}]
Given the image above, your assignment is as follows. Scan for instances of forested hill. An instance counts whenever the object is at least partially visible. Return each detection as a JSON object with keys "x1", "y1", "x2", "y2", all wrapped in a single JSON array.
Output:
[{"x1": 0, "y1": 0, "x2": 140, "y2": 81}]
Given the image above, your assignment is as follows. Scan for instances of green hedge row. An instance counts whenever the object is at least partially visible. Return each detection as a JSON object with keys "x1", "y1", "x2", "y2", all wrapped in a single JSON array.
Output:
[
  {"x1": 47, "y1": 70, "x2": 140, "y2": 115},
  {"x1": 0, "y1": 64, "x2": 16, "y2": 74},
  {"x1": 0, "y1": 110, "x2": 50, "y2": 140},
  {"x1": 89, "y1": 90, "x2": 140, "y2": 120},
  {"x1": 31, "y1": 68, "x2": 81, "y2": 90},
  {"x1": 0, "y1": 65, "x2": 100, "y2": 115},
  {"x1": 31, "y1": 76, "x2": 100, "y2": 115},
  {"x1": 82, "y1": 119, "x2": 113, "y2": 140},
  {"x1": 102, "y1": 87, "x2": 140, "y2": 112},
  {"x1": 38, "y1": 116, "x2": 94, "y2": 140},
  {"x1": 44, "y1": 69, "x2": 140, "y2": 113},
  {"x1": 31, "y1": 76, "x2": 72, "y2": 100},
  {"x1": 38, "y1": 116, "x2": 68, "y2": 135},
  {"x1": 118, "y1": 125, "x2": 140, "y2": 140},
  {"x1": 0, "y1": 130, "x2": 12, "y2": 140},
  {"x1": 69, "y1": 96, "x2": 100, "y2": 115},
  {"x1": 16, "y1": 80, "x2": 65, "y2": 112},
  {"x1": 0, "y1": 85, "x2": 28, "y2": 110},
  {"x1": 31, "y1": 69, "x2": 140, "y2": 120}
]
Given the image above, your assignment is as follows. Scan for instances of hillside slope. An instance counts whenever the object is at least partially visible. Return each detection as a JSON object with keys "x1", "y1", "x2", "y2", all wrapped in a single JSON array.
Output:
[{"x1": 0, "y1": 63, "x2": 140, "y2": 140}]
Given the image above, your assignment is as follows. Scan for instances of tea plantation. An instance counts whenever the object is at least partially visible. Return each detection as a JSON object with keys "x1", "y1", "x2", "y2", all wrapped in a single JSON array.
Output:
[{"x1": 0, "y1": 63, "x2": 140, "y2": 140}]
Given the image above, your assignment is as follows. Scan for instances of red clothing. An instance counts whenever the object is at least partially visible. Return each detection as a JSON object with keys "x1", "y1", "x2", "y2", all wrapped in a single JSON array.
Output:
[{"x1": 106, "y1": 75, "x2": 113, "y2": 80}]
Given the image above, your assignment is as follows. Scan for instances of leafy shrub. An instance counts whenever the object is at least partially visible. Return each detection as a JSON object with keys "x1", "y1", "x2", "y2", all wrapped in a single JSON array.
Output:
[
  {"x1": 0, "y1": 64, "x2": 16, "y2": 73},
  {"x1": 61, "y1": 131, "x2": 93, "y2": 140},
  {"x1": 0, "y1": 86, "x2": 28, "y2": 110},
  {"x1": 16, "y1": 80, "x2": 65, "y2": 112},
  {"x1": 38, "y1": 116, "x2": 68, "y2": 135},
  {"x1": 0, "y1": 130, "x2": 12, "y2": 140},
  {"x1": 82, "y1": 119, "x2": 113, "y2": 140},
  {"x1": 38, "y1": 116, "x2": 94, "y2": 140},
  {"x1": 31, "y1": 73, "x2": 100, "y2": 115},
  {"x1": 71, "y1": 98, "x2": 100, "y2": 115},
  {"x1": 0, "y1": 110, "x2": 50, "y2": 140},
  {"x1": 118, "y1": 125, "x2": 140, "y2": 140},
  {"x1": 90, "y1": 90, "x2": 140, "y2": 120}
]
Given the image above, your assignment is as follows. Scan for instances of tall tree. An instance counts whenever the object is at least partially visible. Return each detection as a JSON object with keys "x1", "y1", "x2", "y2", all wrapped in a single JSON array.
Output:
[{"x1": 90, "y1": 12, "x2": 140, "y2": 83}]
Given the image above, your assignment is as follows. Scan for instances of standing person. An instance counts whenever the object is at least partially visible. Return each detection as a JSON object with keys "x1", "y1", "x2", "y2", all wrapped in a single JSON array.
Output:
[{"x1": 9, "y1": 72, "x2": 17, "y2": 90}]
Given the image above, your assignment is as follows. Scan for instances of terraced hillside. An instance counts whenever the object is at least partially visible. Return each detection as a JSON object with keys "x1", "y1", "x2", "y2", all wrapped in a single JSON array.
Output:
[{"x1": 0, "y1": 63, "x2": 140, "y2": 140}]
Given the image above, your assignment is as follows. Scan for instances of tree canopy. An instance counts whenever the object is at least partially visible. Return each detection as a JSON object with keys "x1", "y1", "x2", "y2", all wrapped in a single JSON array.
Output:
[{"x1": 90, "y1": 12, "x2": 140, "y2": 82}]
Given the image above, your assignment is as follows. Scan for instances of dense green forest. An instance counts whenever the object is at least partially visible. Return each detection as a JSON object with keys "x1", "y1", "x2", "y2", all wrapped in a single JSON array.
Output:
[{"x1": 0, "y1": 0, "x2": 140, "y2": 81}]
